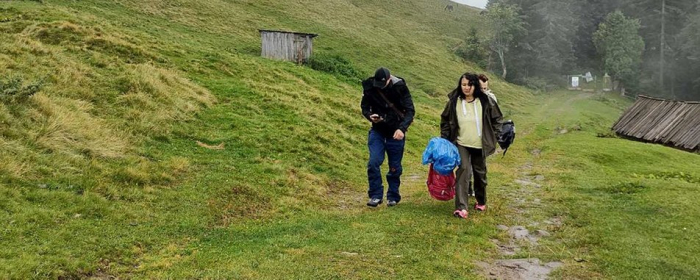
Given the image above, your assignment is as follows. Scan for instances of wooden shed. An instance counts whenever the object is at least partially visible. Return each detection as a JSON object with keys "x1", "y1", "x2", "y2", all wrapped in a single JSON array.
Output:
[
  {"x1": 612, "y1": 95, "x2": 700, "y2": 152},
  {"x1": 259, "y1": 30, "x2": 318, "y2": 63}
]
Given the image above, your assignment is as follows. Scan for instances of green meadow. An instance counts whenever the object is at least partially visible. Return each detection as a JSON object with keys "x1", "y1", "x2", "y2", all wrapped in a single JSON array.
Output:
[{"x1": 1, "y1": 1, "x2": 698, "y2": 279}]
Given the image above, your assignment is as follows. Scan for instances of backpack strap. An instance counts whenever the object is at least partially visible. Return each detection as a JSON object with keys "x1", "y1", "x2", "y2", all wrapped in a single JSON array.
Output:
[{"x1": 377, "y1": 90, "x2": 405, "y2": 120}]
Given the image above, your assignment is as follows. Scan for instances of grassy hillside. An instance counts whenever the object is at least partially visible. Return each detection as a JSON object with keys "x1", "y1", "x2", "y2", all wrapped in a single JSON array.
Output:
[
  {"x1": 0, "y1": 0, "x2": 530, "y2": 195},
  {"x1": 2, "y1": 0, "x2": 699, "y2": 279},
  {"x1": 0, "y1": 0, "x2": 532, "y2": 278},
  {"x1": 508, "y1": 92, "x2": 700, "y2": 279}
]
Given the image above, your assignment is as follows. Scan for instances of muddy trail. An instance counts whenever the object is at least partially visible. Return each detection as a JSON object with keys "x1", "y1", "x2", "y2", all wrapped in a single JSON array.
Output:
[
  {"x1": 474, "y1": 91, "x2": 597, "y2": 279},
  {"x1": 477, "y1": 158, "x2": 564, "y2": 280}
]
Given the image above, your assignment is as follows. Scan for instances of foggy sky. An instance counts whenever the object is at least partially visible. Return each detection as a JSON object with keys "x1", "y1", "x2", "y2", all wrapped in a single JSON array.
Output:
[{"x1": 451, "y1": 0, "x2": 488, "y2": 9}]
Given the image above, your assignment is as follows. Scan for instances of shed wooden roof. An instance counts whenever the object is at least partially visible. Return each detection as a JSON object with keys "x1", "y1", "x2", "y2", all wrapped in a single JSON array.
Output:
[
  {"x1": 258, "y1": 29, "x2": 318, "y2": 38},
  {"x1": 612, "y1": 95, "x2": 700, "y2": 152}
]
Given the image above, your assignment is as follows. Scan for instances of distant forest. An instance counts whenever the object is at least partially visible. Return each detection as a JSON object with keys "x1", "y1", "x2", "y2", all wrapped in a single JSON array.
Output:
[{"x1": 459, "y1": 0, "x2": 700, "y2": 101}]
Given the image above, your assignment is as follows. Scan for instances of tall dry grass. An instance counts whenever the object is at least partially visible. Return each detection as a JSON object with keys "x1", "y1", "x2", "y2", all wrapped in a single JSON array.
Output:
[{"x1": 0, "y1": 17, "x2": 213, "y2": 189}]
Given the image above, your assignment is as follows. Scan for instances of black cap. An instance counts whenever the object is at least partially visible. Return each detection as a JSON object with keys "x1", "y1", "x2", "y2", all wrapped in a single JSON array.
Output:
[{"x1": 373, "y1": 67, "x2": 390, "y2": 88}]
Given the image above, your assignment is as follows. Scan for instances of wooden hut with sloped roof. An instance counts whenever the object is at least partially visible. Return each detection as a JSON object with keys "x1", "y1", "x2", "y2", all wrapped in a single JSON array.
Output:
[
  {"x1": 259, "y1": 30, "x2": 318, "y2": 64},
  {"x1": 612, "y1": 95, "x2": 700, "y2": 152}
]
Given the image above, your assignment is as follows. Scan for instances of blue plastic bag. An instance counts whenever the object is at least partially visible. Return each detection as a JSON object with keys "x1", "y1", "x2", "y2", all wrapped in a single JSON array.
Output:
[{"x1": 421, "y1": 137, "x2": 461, "y2": 175}]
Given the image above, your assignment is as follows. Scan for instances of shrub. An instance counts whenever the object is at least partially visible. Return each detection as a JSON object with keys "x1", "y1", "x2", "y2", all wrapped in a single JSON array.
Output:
[
  {"x1": 0, "y1": 75, "x2": 43, "y2": 104},
  {"x1": 455, "y1": 27, "x2": 488, "y2": 69},
  {"x1": 305, "y1": 53, "x2": 363, "y2": 82},
  {"x1": 519, "y1": 77, "x2": 550, "y2": 92}
]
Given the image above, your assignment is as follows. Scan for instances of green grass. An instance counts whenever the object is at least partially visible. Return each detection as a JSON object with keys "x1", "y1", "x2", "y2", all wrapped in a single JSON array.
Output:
[
  {"x1": 1, "y1": 0, "x2": 699, "y2": 279},
  {"x1": 0, "y1": 0, "x2": 531, "y2": 278},
  {"x1": 505, "y1": 91, "x2": 700, "y2": 279}
]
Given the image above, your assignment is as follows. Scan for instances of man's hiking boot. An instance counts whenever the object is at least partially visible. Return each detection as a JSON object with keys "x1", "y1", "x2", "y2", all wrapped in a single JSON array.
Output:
[
  {"x1": 387, "y1": 200, "x2": 398, "y2": 207},
  {"x1": 366, "y1": 198, "x2": 382, "y2": 207},
  {"x1": 475, "y1": 204, "x2": 487, "y2": 211},
  {"x1": 453, "y1": 209, "x2": 468, "y2": 219}
]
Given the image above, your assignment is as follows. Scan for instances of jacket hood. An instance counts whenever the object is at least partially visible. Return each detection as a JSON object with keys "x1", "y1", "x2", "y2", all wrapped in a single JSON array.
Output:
[{"x1": 362, "y1": 75, "x2": 406, "y2": 91}]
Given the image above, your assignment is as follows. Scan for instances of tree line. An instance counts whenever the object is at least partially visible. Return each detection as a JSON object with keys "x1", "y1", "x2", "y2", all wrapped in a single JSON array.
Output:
[{"x1": 457, "y1": 0, "x2": 700, "y2": 101}]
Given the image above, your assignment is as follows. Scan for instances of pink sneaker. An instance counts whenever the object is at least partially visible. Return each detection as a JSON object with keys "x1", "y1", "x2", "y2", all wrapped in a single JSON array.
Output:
[
  {"x1": 453, "y1": 209, "x2": 468, "y2": 219},
  {"x1": 475, "y1": 204, "x2": 487, "y2": 211}
]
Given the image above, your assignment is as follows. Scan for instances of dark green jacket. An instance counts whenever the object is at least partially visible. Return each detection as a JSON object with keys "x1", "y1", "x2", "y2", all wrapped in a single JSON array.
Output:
[{"x1": 440, "y1": 89, "x2": 503, "y2": 156}]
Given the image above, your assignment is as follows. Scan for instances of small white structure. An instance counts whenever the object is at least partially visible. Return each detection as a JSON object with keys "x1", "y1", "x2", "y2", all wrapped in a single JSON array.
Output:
[
  {"x1": 566, "y1": 73, "x2": 597, "y2": 91},
  {"x1": 571, "y1": 76, "x2": 580, "y2": 88},
  {"x1": 603, "y1": 73, "x2": 612, "y2": 92},
  {"x1": 259, "y1": 30, "x2": 318, "y2": 63}
]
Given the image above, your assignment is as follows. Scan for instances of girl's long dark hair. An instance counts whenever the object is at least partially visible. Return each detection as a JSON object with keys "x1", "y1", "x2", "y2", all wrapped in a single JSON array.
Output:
[{"x1": 455, "y1": 72, "x2": 485, "y2": 100}]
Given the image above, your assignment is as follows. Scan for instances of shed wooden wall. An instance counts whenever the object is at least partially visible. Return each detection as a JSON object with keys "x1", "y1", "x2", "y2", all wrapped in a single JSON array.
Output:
[
  {"x1": 613, "y1": 96, "x2": 700, "y2": 152},
  {"x1": 260, "y1": 31, "x2": 314, "y2": 62}
]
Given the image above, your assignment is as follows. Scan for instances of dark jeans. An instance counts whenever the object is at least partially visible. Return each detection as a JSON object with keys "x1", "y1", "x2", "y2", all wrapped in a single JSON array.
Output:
[
  {"x1": 367, "y1": 129, "x2": 405, "y2": 202},
  {"x1": 455, "y1": 145, "x2": 487, "y2": 210}
]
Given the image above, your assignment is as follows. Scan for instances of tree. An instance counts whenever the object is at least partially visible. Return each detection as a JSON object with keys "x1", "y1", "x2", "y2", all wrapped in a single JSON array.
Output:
[
  {"x1": 593, "y1": 11, "x2": 645, "y2": 92},
  {"x1": 488, "y1": 0, "x2": 589, "y2": 84},
  {"x1": 456, "y1": 27, "x2": 489, "y2": 69},
  {"x1": 573, "y1": 0, "x2": 623, "y2": 70},
  {"x1": 677, "y1": 2, "x2": 700, "y2": 100},
  {"x1": 484, "y1": 3, "x2": 527, "y2": 79},
  {"x1": 618, "y1": 0, "x2": 695, "y2": 97},
  {"x1": 530, "y1": 0, "x2": 577, "y2": 78},
  {"x1": 485, "y1": 0, "x2": 695, "y2": 97}
]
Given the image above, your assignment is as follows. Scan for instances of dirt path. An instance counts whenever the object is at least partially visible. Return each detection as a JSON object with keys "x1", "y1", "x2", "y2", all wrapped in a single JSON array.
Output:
[
  {"x1": 477, "y1": 159, "x2": 563, "y2": 280},
  {"x1": 476, "y1": 91, "x2": 595, "y2": 279}
]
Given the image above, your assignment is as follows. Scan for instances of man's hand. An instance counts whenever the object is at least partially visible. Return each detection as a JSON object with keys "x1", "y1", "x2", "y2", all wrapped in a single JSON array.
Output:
[
  {"x1": 393, "y1": 129, "x2": 405, "y2": 140},
  {"x1": 370, "y1": 114, "x2": 383, "y2": 123}
]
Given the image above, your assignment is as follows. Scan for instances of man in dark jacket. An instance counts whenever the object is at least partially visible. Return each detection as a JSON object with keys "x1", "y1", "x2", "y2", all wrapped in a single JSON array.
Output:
[{"x1": 360, "y1": 67, "x2": 415, "y2": 207}]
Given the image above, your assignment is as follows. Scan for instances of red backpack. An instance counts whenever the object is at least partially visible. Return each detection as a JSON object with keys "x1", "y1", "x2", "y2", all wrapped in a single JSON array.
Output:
[{"x1": 426, "y1": 164, "x2": 456, "y2": 201}]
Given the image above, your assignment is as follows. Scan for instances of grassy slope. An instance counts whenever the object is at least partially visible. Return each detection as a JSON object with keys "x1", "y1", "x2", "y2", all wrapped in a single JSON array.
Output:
[
  {"x1": 0, "y1": 0, "x2": 532, "y2": 278},
  {"x1": 504, "y1": 91, "x2": 700, "y2": 279},
  {"x1": 2, "y1": 0, "x2": 699, "y2": 279}
]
